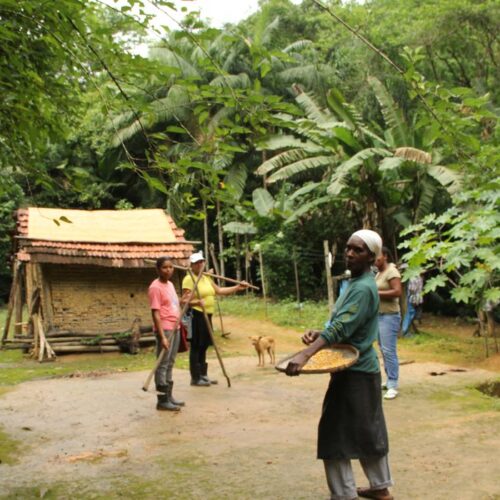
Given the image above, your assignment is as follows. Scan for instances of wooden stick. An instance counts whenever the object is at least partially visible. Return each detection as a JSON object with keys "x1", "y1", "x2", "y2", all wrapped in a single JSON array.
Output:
[
  {"x1": 144, "y1": 259, "x2": 259, "y2": 290},
  {"x1": 208, "y1": 244, "x2": 230, "y2": 337},
  {"x1": 199, "y1": 270, "x2": 259, "y2": 291},
  {"x1": 141, "y1": 270, "x2": 204, "y2": 392},
  {"x1": 187, "y1": 269, "x2": 231, "y2": 388}
]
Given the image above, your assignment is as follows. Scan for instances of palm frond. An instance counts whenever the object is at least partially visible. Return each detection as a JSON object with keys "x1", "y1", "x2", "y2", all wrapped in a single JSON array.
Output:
[
  {"x1": 224, "y1": 164, "x2": 247, "y2": 200},
  {"x1": 428, "y1": 165, "x2": 462, "y2": 194},
  {"x1": 111, "y1": 119, "x2": 144, "y2": 148},
  {"x1": 283, "y1": 39, "x2": 313, "y2": 53},
  {"x1": 338, "y1": 147, "x2": 392, "y2": 171},
  {"x1": 414, "y1": 177, "x2": 438, "y2": 222},
  {"x1": 285, "y1": 195, "x2": 331, "y2": 224},
  {"x1": 210, "y1": 73, "x2": 251, "y2": 89},
  {"x1": 295, "y1": 91, "x2": 331, "y2": 124},
  {"x1": 258, "y1": 135, "x2": 324, "y2": 153},
  {"x1": 379, "y1": 156, "x2": 406, "y2": 171},
  {"x1": 327, "y1": 88, "x2": 364, "y2": 130},
  {"x1": 267, "y1": 155, "x2": 336, "y2": 184},
  {"x1": 278, "y1": 65, "x2": 322, "y2": 91},
  {"x1": 327, "y1": 147, "x2": 391, "y2": 195},
  {"x1": 368, "y1": 76, "x2": 410, "y2": 147},
  {"x1": 149, "y1": 47, "x2": 201, "y2": 79},
  {"x1": 288, "y1": 181, "x2": 322, "y2": 201},
  {"x1": 150, "y1": 85, "x2": 191, "y2": 123},
  {"x1": 261, "y1": 16, "x2": 280, "y2": 46},
  {"x1": 256, "y1": 149, "x2": 308, "y2": 176}
]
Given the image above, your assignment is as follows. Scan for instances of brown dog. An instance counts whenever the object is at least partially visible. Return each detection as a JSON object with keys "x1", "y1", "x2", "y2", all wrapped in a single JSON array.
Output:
[{"x1": 249, "y1": 335, "x2": 276, "y2": 367}]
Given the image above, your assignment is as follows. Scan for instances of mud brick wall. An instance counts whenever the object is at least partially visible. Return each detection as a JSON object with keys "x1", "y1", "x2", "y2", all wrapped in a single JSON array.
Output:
[{"x1": 43, "y1": 264, "x2": 183, "y2": 334}]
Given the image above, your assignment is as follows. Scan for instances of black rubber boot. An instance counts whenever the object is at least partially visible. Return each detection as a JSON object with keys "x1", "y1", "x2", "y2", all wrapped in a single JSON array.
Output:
[
  {"x1": 168, "y1": 381, "x2": 185, "y2": 406},
  {"x1": 190, "y1": 364, "x2": 210, "y2": 386},
  {"x1": 156, "y1": 393, "x2": 180, "y2": 411},
  {"x1": 201, "y1": 362, "x2": 218, "y2": 385}
]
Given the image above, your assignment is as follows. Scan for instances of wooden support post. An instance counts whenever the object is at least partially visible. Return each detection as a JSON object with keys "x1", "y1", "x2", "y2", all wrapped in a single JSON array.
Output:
[
  {"x1": 216, "y1": 199, "x2": 226, "y2": 278},
  {"x1": 244, "y1": 234, "x2": 250, "y2": 292},
  {"x1": 14, "y1": 264, "x2": 23, "y2": 336},
  {"x1": 2, "y1": 261, "x2": 21, "y2": 344},
  {"x1": 293, "y1": 249, "x2": 301, "y2": 310},
  {"x1": 235, "y1": 234, "x2": 241, "y2": 281},
  {"x1": 258, "y1": 248, "x2": 268, "y2": 318},
  {"x1": 324, "y1": 240, "x2": 334, "y2": 314}
]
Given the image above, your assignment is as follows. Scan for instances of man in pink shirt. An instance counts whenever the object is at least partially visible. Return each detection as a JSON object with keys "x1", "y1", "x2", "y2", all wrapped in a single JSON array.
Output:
[{"x1": 148, "y1": 256, "x2": 184, "y2": 411}]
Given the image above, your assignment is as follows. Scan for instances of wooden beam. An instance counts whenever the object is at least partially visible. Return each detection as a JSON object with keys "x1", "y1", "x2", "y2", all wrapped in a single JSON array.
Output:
[{"x1": 2, "y1": 261, "x2": 22, "y2": 344}]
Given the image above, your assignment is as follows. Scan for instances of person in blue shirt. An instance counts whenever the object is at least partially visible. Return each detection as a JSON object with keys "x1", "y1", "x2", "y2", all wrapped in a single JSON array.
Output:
[{"x1": 286, "y1": 230, "x2": 394, "y2": 500}]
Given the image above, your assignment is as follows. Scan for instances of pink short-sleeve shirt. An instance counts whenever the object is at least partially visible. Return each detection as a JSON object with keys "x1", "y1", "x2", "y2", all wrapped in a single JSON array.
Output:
[{"x1": 148, "y1": 279, "x2": 180, "y2": 331}]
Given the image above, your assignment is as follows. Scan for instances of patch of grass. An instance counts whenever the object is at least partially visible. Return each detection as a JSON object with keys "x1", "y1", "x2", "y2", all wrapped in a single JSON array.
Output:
[
  {"x1": 398, "y1": 329, "x2": 490, "y2": 367},
  {"x1": 0, "y1": 426, "x2": 22, "y2": 465},
  {"x1": 221, "y1": 295, "x2": 327, "y2": 331},
  {"x1": 430, "y1": 382, "x2": 500, "y2": 413},
  {"x1": 0, "y1": 349, "x2": 189, "y2": 387}
]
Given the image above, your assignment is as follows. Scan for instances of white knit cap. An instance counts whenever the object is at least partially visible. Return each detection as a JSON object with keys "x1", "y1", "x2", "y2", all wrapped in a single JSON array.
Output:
[
  {"x1": 190, "y1": 251, "x2": 205, "y2": 264},
  {"x1": 351, "y1": 229, "x2": 383, "y2": 257}
]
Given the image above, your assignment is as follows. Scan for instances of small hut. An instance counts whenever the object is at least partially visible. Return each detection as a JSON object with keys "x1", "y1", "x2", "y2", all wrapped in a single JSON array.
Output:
[{"x1": 2, "y1": 207, "x2": 195, "y2": 360}]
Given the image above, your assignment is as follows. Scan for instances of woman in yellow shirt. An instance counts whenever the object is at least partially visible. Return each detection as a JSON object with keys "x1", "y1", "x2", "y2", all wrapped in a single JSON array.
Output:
[{"x1": 181, "y1": 252, "x2": 248, "y2": 386}]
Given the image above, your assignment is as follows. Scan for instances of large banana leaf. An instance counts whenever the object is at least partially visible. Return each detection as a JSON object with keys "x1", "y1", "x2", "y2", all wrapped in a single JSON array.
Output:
[
  {"x1": 256, "y1": 149, "x2": 307, "y2": 176},
  {"x1": 285, "y1": 195, "x2": 331, "y2": 224},
  {"x1": 327, "y1": 148, "x2": 390, "y2": 195},
  {"x1": 149, "y1": 47, "x2": 201, "y2": 79},
  {"x1": 288, "y1": 182, "x2": 321, "y2": 201},
  {"x1": 428, "y1": 165, "x2": 462, "y2": 194},
  {"x1": 368, "y1": 76, "x2": 410, "y2": 147},
  {"x1": 209, "y1": 73, "x2": 251, "y2": 89},
  {"x1": 267, "y1": 155, "x2": 336, "y2": 184},
  {"x1": 283, "y1": 39, "x2": 313, "y2": 53},
  {"x1": 252, "y1": 188, "x2": 275, "y2": 216},
  {"x1": 223, "y1": 221, "x2": 257, "y2": 235},
  {"x1": 295, "y1": 91, "x2": 330, "y2": 124},
  {"x1": 258, "y1": 135, "x2": 324, "y2": 153}
]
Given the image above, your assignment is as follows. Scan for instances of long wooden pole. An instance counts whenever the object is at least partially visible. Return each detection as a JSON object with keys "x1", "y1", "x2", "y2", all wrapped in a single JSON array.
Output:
[
  {"x1": 141, "y1": 270, "x2": 204, "y2": 392},
  {"x1": 323, "y1": 240, "x2": 334, "y2": 314},
  {"x1": 258, "y1": 248, "x2": 268, "y2": 318},
  {"x1": 145, "y1": 260, "x2": 259, "y2": 290},
  {"x1": 187, "y1": 268, "x2": 231, "y2": 388},
  {"x1": 209, "y1": 244, "x2": 230, "y2": 338}
]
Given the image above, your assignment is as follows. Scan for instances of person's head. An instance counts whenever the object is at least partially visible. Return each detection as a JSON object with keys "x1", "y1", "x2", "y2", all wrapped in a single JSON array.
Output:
[
  {"x1": 345, "y1": 229, "x2": 382, "y2": 277},
  {"x1": 375, "y1": 246, "x2": 392, "y2": 270},
  {"x1": 190, "y1": 251, "x2": 205, "y2": 275},
  {"x1": 156, "y1": 256, "x2": 174, "y2": 281}
]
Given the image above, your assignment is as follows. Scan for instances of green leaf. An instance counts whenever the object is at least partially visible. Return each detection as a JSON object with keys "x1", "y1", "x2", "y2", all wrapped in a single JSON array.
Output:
[
  {"x1": 223, "y1": 221, "x2": 257, "y2": 235},
  {"x1": 252, "y1": 188, "x2": 275, "y2": 216},
  {"x1": 424, "y1": 275, "x2": 448, "y2": 293}
]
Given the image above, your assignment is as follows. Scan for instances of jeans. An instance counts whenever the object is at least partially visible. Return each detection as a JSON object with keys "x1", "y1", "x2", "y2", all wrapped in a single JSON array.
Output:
[
  {"x1": 378, "y1": 313, "x2": 400, "y2": 390},
  {"x1": 154, "y1": 329, "x2": 180, "y2": 388},
  {"x1": 323, "y1": 455, "x2": 393, "y2": 500},
  {"x1": 401, "y1": 300, "x2": 416, "y2": 336}
]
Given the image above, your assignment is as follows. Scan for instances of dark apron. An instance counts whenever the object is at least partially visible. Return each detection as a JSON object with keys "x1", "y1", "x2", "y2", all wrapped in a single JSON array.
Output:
[
  {"x1": 317, "y1": 370, "x2": 389, "y2": 460},
  {"x1": 190, "y1": 309, "x2": 213, "y2": 349}
]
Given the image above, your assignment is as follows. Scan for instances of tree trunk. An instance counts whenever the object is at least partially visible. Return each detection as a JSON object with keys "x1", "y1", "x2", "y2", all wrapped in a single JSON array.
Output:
[
  {"x1": 216, "y1": 199, "x2": 225, "y2": 278},
  {"x1": 202, "y1": 198, "x2": 210, "y2": 269}
]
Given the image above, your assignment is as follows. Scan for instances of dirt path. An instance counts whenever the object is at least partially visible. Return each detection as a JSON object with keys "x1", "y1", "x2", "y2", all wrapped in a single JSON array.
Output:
[{"x1": 1, "y1": 318, "x2": 499, "y2": 499}]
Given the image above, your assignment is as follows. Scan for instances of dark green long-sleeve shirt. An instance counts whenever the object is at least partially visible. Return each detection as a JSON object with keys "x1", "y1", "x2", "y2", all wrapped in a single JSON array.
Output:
[{"x1": 320, "y1": 271, "x2": 380, "y2": 373}]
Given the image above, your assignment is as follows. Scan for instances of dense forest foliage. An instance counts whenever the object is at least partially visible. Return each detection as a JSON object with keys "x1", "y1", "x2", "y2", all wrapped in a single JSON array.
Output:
[{"x1": 1, "y1": 0, "x2": 498, "y2": 315}]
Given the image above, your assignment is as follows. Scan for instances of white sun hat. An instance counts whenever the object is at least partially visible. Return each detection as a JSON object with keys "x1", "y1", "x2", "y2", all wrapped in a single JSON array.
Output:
[{"x1": 190, "y1": 251, "x2": 205, "y2": 264}]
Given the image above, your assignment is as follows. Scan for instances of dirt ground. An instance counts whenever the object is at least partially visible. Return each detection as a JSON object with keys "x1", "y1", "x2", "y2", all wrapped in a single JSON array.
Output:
[{"x1": 1, "y1": 317, "x2": 499, "y2": 500}]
